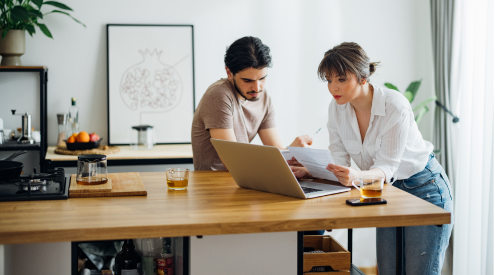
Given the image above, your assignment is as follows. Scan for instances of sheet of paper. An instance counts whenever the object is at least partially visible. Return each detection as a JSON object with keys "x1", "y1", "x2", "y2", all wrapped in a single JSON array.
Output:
[
  {"x1": 280, "y1": 150, "x2": 294, "y2": 161},
  {"x1": 287, "y1": 147, "x2": 339, "y2": 182}
]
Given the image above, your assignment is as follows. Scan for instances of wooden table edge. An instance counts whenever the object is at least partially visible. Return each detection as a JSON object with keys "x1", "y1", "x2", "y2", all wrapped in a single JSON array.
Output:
[{"x1": 0, "y1": 213, "x2": 451, "y2": 245}]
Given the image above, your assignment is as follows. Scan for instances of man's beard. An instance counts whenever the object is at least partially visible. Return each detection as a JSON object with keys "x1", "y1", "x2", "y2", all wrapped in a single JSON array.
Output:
[{"x1": 233, "y1": 78, "x2": 261, "y2": 102}]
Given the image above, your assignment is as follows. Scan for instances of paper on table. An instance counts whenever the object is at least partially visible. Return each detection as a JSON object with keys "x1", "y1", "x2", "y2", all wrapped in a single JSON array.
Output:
[
  {"x1": 287, "y1": 147, "x2": 339, "y2": 182},
  {"x1": 280, "y1": 150, "x2": 294, "y2": 161}
]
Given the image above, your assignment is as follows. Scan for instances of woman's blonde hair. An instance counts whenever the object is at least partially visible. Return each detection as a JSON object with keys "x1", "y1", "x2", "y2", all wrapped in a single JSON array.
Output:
[{"x1": 317, "y1": 42, "x2": 379, "y2": 83}]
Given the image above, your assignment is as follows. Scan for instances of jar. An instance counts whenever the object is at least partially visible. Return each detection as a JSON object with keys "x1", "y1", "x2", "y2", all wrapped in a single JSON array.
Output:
[
  {"x1": 131, "y1": 125, "x2": 155, "y2": 150},
  {"x1": 76, "y1": 155, "x2": 108, "y2": 185},
  {"x1": 56, "y1": 113, "x2": 68, "y2": 148}
]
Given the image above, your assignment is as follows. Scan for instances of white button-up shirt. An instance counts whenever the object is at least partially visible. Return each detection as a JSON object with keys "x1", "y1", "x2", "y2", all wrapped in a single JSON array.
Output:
[{"x1": 327, "y1": 83, "x2": 434, "y2": 183}]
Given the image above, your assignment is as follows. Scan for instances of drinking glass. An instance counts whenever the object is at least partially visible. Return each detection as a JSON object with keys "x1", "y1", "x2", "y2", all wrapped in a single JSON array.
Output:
[
  {"x1": 352, "y1": 176, "x2": 384, "y2": 199},
  {"x1": 166, "y1": 168, "x2": 189, "y2": 190}
]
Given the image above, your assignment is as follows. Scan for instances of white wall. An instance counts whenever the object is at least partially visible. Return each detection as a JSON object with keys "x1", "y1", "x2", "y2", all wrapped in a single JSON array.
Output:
[{"x1": 0, "y1": 0, "x2": 435, "y2": 273}]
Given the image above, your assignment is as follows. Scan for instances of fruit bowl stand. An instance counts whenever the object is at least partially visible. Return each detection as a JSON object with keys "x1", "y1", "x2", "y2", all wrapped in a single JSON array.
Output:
[{"x1": 54, "y1": 145, "x2": 120, "y2": 155}]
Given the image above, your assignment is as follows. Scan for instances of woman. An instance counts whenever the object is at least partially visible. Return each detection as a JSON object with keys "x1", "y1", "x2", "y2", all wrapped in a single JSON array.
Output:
[{"x1": 292, "y1": 42, "x2": 453, "y2": 275}]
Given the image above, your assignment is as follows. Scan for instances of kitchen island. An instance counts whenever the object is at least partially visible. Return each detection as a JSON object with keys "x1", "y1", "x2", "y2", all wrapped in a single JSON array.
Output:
[{"x1": 0, "y1": 171, "x2": 451, "y2": 274}]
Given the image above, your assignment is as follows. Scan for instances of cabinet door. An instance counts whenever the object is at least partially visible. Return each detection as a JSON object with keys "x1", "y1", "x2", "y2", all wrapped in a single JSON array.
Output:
[{"x1": 190, "y1": 232, "x2": 297, "y2": 275}]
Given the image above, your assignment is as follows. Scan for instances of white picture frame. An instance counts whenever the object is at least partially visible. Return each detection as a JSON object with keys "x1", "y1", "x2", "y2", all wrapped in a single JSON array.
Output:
[{"x1": 107, "y1": 24, "x2": 195, "y2": 145}]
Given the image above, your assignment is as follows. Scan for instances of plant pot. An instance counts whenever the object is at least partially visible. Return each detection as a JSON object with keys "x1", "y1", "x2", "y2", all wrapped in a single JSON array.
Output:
[{"x1": 0, "y1": 30, "x2": 25, "y2": 66}]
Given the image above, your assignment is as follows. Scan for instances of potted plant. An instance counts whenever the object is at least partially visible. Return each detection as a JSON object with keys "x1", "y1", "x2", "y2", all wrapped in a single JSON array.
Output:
[
  {"x1": 384, "y1": 80, "x2": 437, "y2": 124},
  {"x1": 385, "y1": 80, "x2": 441, "y2": 155},
  {"x1": 0, "y1": 0, "x2": 85, "y2": 66}
]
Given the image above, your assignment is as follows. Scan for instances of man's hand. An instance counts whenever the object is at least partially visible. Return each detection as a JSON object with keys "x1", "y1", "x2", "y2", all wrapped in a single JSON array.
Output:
[
  {"x1": 289, "y1": 135, "x2": 313, "y2": 147},
  {"x1": 326, "y1": 164, "x2": 361, "y2": 186},
  {"x1": 291, "y1": 166, "x2": 311, "y2": 179}
]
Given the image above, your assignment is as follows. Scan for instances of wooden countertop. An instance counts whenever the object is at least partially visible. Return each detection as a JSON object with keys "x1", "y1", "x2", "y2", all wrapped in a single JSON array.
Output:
[
  {"x1": 45, "y1": 144, "x2": 193, "y2": 161},
  {"x1": 0, "y1": 171, "x2": 451, "y2": 245}
]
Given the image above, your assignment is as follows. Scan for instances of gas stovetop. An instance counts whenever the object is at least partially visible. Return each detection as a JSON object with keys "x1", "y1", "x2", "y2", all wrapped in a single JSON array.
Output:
[{"x1": 0, "y1": 168, "x2": 69, "y2": 202}]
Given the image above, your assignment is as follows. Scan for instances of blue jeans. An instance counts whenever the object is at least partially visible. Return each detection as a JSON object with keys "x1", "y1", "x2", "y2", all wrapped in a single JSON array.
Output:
[{"x1": 376, "y1": 154, "x2": 454, "y2": 275}]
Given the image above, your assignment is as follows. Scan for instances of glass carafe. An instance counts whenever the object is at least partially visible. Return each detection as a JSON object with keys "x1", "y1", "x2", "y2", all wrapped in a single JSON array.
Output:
[{"x1": 76, "y1": 155, "x2": 108, "y2": 185}]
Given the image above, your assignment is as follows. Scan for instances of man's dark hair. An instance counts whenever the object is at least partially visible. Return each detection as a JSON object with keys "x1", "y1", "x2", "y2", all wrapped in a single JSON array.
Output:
[{"x1": 224, "y1": 36, "x2": 272, "y2": 75}]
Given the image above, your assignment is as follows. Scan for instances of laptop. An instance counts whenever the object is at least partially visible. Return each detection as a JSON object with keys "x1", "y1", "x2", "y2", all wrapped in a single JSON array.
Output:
[{"x1": 210, "y1": 139, "x2": 351, "y2": 199}]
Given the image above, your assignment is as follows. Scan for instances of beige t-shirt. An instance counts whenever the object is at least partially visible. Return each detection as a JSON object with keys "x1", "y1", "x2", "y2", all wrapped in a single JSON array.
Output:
[{"x1": 191, "y1": 78, "x2": 276, "y2": 171}]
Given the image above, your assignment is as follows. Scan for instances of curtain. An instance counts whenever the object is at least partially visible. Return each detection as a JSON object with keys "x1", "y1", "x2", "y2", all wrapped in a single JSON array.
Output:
[
  {"x1": 431, "y1": 0, "x2": 455, "y2": 183},
  {"x1": 429, "y1": 1, "x2": 455, "y2": 273},
  {"x1": 450, "y1": 0, "x2": 494, "y2": 274}
]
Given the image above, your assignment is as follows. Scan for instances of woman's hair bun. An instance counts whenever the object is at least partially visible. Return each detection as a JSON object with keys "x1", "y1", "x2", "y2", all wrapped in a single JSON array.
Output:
[{"x1": 369, "y1": 62, "x2": 377, "y2": 75}]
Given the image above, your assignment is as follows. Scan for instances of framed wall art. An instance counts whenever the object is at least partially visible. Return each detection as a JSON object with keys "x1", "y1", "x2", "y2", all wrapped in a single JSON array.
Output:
[{"x1": 107, "y1": 24, "x2": 195, "y2": 145}]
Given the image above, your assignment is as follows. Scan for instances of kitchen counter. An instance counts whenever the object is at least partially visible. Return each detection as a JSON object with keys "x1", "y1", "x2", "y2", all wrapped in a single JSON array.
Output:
[
  {"x1": 0, "y1": 171, "x2": 451, "y2": 245},
  {"x1": 44, "y1": 144, "x2": 193, "y2": 168}
]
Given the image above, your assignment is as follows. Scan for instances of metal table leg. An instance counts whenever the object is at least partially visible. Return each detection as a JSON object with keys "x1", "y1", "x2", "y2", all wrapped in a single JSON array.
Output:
[
  {"x1": 396, "y1": 226, "x2": 405, "y2": 275},
  {"x1": 298, "y1": 231, "x2": 304, "y2": 275},
  {"x1": 348, "y1": 228, "x2": 353, "y2": 264}
]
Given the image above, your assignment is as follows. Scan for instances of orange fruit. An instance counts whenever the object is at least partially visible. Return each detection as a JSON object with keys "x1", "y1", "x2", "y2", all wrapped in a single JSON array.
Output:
[
  {"x1": 76, "y1": 131, "x2": 90, "y2": 143},
  {"x1": 67, "y1": 136, "x2": 76, "y2": 143},
  {"x1": 71, "y1": 133, "x2": 78, "y2": 138}
]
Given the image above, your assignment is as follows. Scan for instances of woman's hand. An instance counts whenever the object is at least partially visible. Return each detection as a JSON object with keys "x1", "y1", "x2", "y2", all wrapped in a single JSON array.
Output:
[
  {"x1": 326, "y1": 164, "x2": 360, "y2": 186},
  {"x1": 287, "y1": 157, "x2": 303, "y2": 167},
  {"x1": 291, "y1": 166, "x2": 311, "y2": 179}
]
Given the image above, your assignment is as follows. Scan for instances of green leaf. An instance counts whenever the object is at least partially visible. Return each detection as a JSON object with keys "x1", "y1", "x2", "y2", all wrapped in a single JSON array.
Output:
[
  {"x1": 404, "y1": 91, "x2": 414, "y2": 102},
  {"x1": 31, "y1": 0, "x2": 43, "y2": 9},
  {"x1": 45, "y1": 10, "x2": 86, "y2": 27},
  {"x1": 384, "y1": 83, "x2": 400, "y2": 92},
  {"x1": 28, "y1": 9, "x2": 43, "y2": 19},
  {"x1": 415, "y1": 105, "x2": 429, "y2": 124},
  {"x1": 24, "y1": 23, "x2": 35, "y2": 34},
  {"x1": 404, "y1": 80, "x2": 422, "y2": 103},
  {"x1": 412, "y1": 95, "x2": 437, "y2": 112},
  {"x1": 36, "y1": 22, "x2": 53, "y2": 38},
  {"x1": 11, "y1": 5, "x2": 30, "y2": 22},
  {"x1": 1, "y1": 28, "x2": 11, "y2": 40},
  {"x1": 43, "y1": 1, "x2": 73, "y2": 11}
]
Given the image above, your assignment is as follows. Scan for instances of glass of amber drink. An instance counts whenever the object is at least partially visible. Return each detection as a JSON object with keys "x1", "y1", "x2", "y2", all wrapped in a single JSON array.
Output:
[
  {"x1": 166, "y1": 168, "x2": 189, "y2": 190},
  {"x1": 353, "y1": 176, "x2": 384, "y2": 199}
]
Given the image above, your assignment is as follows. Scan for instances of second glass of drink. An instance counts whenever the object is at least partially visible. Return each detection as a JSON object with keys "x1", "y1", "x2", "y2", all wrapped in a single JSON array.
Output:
[{"x1": 166, "y1": 168, "x2": 189, "y2": 190}]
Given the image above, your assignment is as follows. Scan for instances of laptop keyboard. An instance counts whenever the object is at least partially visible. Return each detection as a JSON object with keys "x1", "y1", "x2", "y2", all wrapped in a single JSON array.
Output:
[{"x1": 301, "y1": 186, "x2": 323, "y2": 194}]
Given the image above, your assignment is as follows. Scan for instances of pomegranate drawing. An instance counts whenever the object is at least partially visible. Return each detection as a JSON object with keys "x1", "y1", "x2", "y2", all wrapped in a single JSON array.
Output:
[{"x1": 120, "y1": 49, "x2": 182, "y2": 113}]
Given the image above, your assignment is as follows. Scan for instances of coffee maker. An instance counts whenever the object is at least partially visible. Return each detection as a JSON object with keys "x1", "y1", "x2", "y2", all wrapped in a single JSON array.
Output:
[{"x1": 11, "y1": 109, "x2": 34, "y2": 144}]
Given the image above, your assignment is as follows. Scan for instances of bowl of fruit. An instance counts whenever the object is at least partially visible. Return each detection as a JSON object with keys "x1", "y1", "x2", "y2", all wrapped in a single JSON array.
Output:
[{"x1": 65, "y1": 132, "x2": 103, "y2": 150}]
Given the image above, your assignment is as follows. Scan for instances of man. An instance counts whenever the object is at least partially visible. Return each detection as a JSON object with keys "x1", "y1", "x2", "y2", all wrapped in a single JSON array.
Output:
[{"x1": 191, "y1": 36, "x2": 311, "y2": 171}]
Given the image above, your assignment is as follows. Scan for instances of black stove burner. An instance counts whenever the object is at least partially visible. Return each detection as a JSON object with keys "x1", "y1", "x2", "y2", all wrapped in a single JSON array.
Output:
[
  {"x1": 19, "y1": 173, "x2": 52, "y2": 179},
  {"x1": 0, "y1": 168, "x2": 68, "y2": 201}
]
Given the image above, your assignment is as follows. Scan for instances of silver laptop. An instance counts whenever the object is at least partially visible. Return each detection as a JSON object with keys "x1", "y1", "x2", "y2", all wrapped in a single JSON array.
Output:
[{"x1": 210, "y1": 139, "x2": 350, "y2": 199}]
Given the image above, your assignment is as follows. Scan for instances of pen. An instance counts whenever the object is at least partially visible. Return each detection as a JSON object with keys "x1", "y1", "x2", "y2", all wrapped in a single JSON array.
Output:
[{"x1": 312, "y1": 127, "x2": 322, "y2": 138}]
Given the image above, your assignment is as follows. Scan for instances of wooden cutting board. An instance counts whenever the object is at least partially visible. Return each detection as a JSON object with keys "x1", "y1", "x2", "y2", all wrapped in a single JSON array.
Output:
[
  {"x1": 69, "y1": 172, "x2": 147, "y2": 198},
  {"x1": 69, "y1": 175, "x2": 112, "y2": 194}
]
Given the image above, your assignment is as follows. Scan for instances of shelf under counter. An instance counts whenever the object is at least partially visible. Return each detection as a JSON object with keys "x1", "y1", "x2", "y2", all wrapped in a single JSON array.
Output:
[{"x1": 44, "y1": 144, "x2": 193, "y2": 167}]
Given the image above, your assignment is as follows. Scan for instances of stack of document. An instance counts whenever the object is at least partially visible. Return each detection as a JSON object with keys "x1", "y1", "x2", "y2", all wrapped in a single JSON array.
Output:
[{"x1": 281, "y1": 147, "x2": 339, "y2": 182}]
